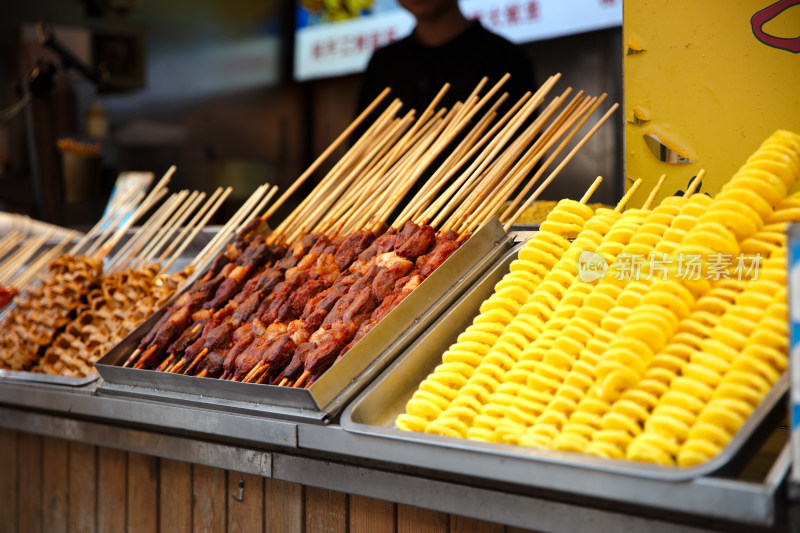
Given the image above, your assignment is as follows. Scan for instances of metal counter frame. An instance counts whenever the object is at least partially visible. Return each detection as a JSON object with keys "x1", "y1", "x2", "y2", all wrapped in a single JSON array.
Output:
[{"x1": 0, "y1": 378, "x2": 791, "y2": 532}]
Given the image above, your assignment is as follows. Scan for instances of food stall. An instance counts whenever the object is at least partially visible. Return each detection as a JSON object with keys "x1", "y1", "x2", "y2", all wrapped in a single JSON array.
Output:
[{"x1": 1, "y1": 1, "x2": 799, "y2": 532}]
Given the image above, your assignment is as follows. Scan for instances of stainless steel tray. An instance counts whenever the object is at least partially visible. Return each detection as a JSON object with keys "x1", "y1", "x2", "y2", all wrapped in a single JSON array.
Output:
[
  {"x1": 341, "y1": 244, "x2": 788, "y2": 482},
  {"x1": 0, "y1": 369, "x2": 98, "y2": 386},
  {"x1": 0, "y1": 228, "x2": 217, "y2": 387},
  {"x1": 95, "y1": 218, "x2": 514, "y2": 423}
]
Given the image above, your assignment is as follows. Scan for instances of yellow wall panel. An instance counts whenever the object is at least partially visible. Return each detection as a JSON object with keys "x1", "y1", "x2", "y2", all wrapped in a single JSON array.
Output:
[{"x1": 624, "y1": 0, "x2": 800, "y2": 206}]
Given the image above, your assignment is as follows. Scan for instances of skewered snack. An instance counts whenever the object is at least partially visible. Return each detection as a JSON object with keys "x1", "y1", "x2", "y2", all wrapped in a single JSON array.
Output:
[
  {"x1": 0, "y1": 174, "x2": 244, "y2": 377},
  {"x1": 397, "y1": 129, "x2": 800, "y2": 468},
  {"x1": 125, "y1": 75, "x2": 621, "y2": 390}
]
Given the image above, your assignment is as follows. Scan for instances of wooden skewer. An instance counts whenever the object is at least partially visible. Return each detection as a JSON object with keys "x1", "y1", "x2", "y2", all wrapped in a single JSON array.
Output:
[
  {"x1": 11, "y1": 231, "x2": 79, "y2": 288},
  {"x1": 278, "y1": 377, "x2": 290, "y2": 387},
  {"x1": 581, "y1": 176, "x2": 604, "y2": 204},
  {"x1": 261, "y1": 87, "x2": 391, "y2": 223},
  {"x1": 397, "y1": 94, "x2": 510, "y2": 227},
  {"x1": 0, "y1": 232, "x2": 25, "y2": 262},
  {"x1": 367, "y1": 74, "x2": 518, "y2": 229},
  {"x1": 106, "y1": 191, "x2": 185, "y2": 271},
  {"x1": 446, "y1": 91, "x2": 571, "y2": 233},
  {"x1": 435, "y1": 83, "x2": 565, "y2": 231},
  {"x1": 457, "y1": 89, "x2": 578, "y2": 232},
  {"x1": 492, "y1": 93, "x2": 595, "y2": 227},
  {"x1": 0, "y1": 235, "x2": 22, "y2": 272},
  {"x1": 161, "y1": 187, "x2": 233, "y2": 274},
  {"x1": 615, "y1": 178, "x2": 641, "y2": 212},
  {"x1": 685, "y1": 169, "x2": 706, "y2": 198},
  {"x1": 135, "y1": 190, "x2": 202, "y2": 269},
  {"x1": 293, "y1": 370, "x2": 311, "y2": 388},
  {"x1": 486, "y1": 95, "x2": 600, "y2": 230},
  {"x1": 83, "y1": 201, "x2": 137, "y2": 258},
  {"x1": 0, "y1": 230, "x2": 55, "y2": 282},
  {"x1": 141, "y1": 190, "x2": 207, "y2": 267},
  {"x1": 69, "y1": 185, "x2": 141, "y2": 255},
  {"x1": 247, "y1": 184, "x2": 280, "y2": 222},
  {"x1": 107, "y1": 191, "x2": 187, "y2": 272},
  {"x1": 193, "y1": 185, "x2": 262, "y2": 268},
  {"x1": 642, "y1": 174, "x2": 668, "y2": 210},
  {"x1": 94, "y1": 183, "x2": 171, "y2": 261},
  {"x1": 307, "y1": 112, "x2": 417, "y2": 235},
  {"x1": 503, "y1": 102, "x2": 620, "y2": 230},
  {"x1": 334, "y1": 109, "x2": 436, "y2": 233},
  {"x1": 161, "y1": 188, "x2": 223, "y2": 267},
  {"x1": 272, "y1": 101, "x2": 403, "y2": 241},
  {"x1": 243, "y1": 362, "x2": 269, "y2": 383}
]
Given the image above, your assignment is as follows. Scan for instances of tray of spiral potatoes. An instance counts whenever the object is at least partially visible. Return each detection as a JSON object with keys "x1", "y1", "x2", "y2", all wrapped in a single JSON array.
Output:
[{"x1": 343, "y1": 129, "x2": 800, "y2": 481}]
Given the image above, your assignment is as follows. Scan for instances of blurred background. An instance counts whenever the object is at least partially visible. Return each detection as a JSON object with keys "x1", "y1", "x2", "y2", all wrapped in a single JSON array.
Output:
[{"x1": 0, "y1": 0, "x2": 622, "y2": 228}]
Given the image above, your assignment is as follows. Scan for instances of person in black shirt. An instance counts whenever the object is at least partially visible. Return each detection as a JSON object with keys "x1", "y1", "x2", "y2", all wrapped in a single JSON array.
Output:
[{"x1": 357, "y1": 0, "x2": 536, "y2": 114}]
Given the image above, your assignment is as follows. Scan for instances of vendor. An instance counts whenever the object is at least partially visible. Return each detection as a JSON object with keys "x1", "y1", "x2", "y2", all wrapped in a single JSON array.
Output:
[{"x1": 357, "y1": 0, "x2": 536, "y2": 114}]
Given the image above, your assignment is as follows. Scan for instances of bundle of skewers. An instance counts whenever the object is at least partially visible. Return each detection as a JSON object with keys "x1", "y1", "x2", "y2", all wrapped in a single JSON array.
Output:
[
  {"x1": 123, "y1": 73, "x2": 620, "y2": 390},
  {"x1": 0, "y1": 170, "x2": 278, "y2": 377},
  {"x1": 0, "y1": 227, "x2": 81, "y2": 310}
]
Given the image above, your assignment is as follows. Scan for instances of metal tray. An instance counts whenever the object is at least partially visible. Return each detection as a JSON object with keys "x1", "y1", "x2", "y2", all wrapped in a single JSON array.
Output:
[
  {"x1": 341, "y1": 244, "x2": 788, "y2": 482},
  {"x1": 95, "y1": 218, "x2": 514, "y2": 423},
  {"x1": 0, "y1": 228, "x2": 217, "y2": 387},
  {"x1": 0, "y1": 369, "x2": 98, "y2": 386}
]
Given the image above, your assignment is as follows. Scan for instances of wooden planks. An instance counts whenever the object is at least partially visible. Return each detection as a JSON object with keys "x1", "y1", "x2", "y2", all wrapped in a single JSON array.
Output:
[
  {"x1": 350, "y1": 495, "x2": 395, "y2": 533},
  {"x1": 265, "y1": 479, "x2": 303, "y2": 533},
  {"x1": 228, "y1": 473, "x2": 263, "y2": 533},
  {"x1": 193, "y1": 464, "x2": 227, "y2": 533},
  {"x1": 397, "y1": 505, "x2": 449, "y2": 533},
  {"x1": 305, "y1": 486, "x2": 347, "y2": 533},
  {"x1": 97, "y1": 447, "x2": 127, "y2": 533},
  {"x1": 0, "y1": 429, "x2": 18, "y2": 533},
  {"x1": 42, "y1": 437, "x2": 69, "y2": 533},
  {"x1": 160, "y1": 459, "x2": 192, "y2": 533},
  {"x1": 17, "y1": 432, "x2": 43, "y2": 533},
  {"x1": 8, "y1": 430, "x2": 548, "y2": 533},
  {"x1": 451, "y1": 515, "x2": 505, "y2": 533},
  {"x1": 68, "y1": 441, "x2": 97, "y2": 533},
  {"x1": 127, "y1": 452, "x2": 158, "y2": 533}
]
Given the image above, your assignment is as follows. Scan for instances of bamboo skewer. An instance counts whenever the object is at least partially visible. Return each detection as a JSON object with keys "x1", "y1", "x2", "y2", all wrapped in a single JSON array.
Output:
[
  {"x1": 685, "y1": 169, "x2": 706, "y2": 198},
  {"x1": 162, "y1": 188, "x2": 223, "y2": 267},
  {"x1": 336, "y1": 106, "x2": 449, "y2": 231},
  {"x1": 11, "y1": 231, "x2": 79, "y2": 288},
  {"x1": 69, "y1": 185, "x2": 141, "y2": 255},
  {"x1": 580, "y1": 176, "x2": 604, "y2": 204},
  {"x1": 456, "y1": 88, "x2": 578, "y2": 232},
  {"x1": 437, "y1": 90, "x2": 559, "y2": 232},
  {"x1": 642, "y1": 174, "x2": 668, "y2": 210},
  {"x1": 494, "y1": 93, "x2": 597, "y2": 227},
  {"x1": 271, "y1": 101, "x2": 403, "y2": 241},
  {"x1": 105, "y1": 191, "x2": 185, "y2": 271},
  {"x1": 306, "y1": 111, "x2": 417, "y2": 236},
  {"x1": 504, "y1": 102, "x2": 620, "y2": 230},
  {"x1": 193, "y1": 185, "x2": 262, "y2": 268},
  {"x1": 423, "y1": 91, "x2": 534, "y2": 227},
  {"x1": 161, "y1": 187, "x2": 235, "y2": 274},
  {"x1": 0, "y1": 230, "x2": 55, "y2": 282},
  {"x1": 130, "y1": 190, "x2": 200, "y2": 270},
  {"x1": 615, "y1": 178, "x2": 642, "y2": 212},
  {"x1": 137, "y1": 190, "x2": 206, "y2": 269},
  {"x1": 262, "y1": 88, "x2": 392, "y2": 225},
  {"x1": 489, "y1": 95, "x2": 602, "y2": 230},
  {"x1": 0, "y1": 232, "x2": 25, "y2": 263},
  {"x1": 396, "y1": 94, "x2": 510, "y2": 227}
]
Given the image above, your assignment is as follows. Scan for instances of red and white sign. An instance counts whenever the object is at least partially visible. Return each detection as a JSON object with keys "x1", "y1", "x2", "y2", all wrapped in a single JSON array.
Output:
[{"x1": 294, "y1": 0, "x2": 621, "y2": 81}]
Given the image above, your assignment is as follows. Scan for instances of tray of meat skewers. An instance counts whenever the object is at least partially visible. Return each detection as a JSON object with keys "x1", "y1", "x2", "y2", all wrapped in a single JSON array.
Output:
[{"x1": 94, "y1": 74, "x2": 617, "y2": 423}]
